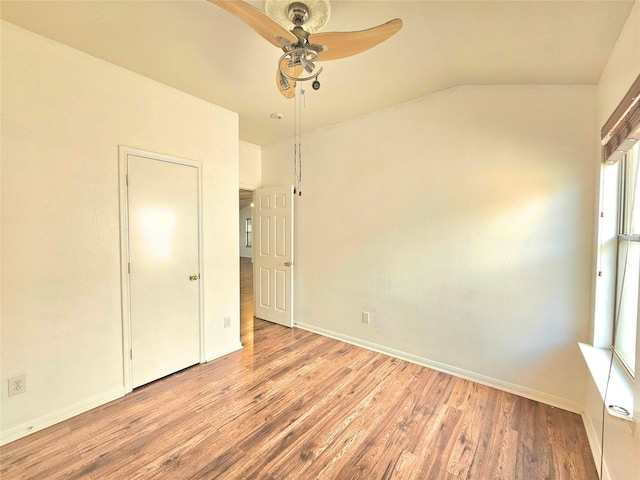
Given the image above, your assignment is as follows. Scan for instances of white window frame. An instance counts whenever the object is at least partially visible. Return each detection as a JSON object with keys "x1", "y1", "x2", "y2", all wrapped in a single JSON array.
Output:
[
  {"x1": 583, "y1": 153, "x2": 636, "y2": 423},
  {"x1": 613, "y1": 142, "x2": 640, "y2": 378},
  {"x1": 585, "y1": 74, "x2": 640, "y2": 423}
]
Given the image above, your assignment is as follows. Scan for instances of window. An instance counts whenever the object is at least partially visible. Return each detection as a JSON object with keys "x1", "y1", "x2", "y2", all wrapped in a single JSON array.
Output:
[
  {"x1": 614, "y1": 141, "x2": 639, "y2": 376},
  {"x1": 245, "y1": 218, "x2": 252, "y2": 248},
  {"x1": 598, "y1": 74, "x2": 640, "y2": 381},
  {"x1": 585, "y1": 74, "x2": 640, "y2": 421}
]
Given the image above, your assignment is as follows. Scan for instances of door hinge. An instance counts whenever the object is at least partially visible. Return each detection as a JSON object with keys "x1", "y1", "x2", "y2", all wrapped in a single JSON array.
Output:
[
  {"x1": 130, "y1": 349, "x2": 133, "y2": 360},
  {"x1": 128, "y1": 262, "x2": 131, "y2": 274},
  {"x1": 126, "y1": 174, "x2": 129, "y2": 186}
]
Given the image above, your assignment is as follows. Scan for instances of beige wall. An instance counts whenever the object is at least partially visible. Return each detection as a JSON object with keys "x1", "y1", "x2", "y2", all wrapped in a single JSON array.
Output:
[
  {"x1": 1, "y1": 22, "x2": 241, "y2": 443},
  {"x1": 262, "y1": 83, "x2": 597, "y2": 411},
  {"x1": 239, "y1": 140, "x2": 262, "y2": 189},
  {"x1": 587, "y1": 1, "x2": 640, "y2": 479}
]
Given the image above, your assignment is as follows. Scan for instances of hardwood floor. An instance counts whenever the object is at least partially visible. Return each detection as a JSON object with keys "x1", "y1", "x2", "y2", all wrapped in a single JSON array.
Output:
[{"x1": 0, "y1": 257, "x2": 598, "y2": 479}]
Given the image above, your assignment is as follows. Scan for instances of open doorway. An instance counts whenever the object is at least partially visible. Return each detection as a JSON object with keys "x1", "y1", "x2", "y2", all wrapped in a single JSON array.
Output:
[{"x1": 239, "y1": 189, "x2": 254, "y2": 346}]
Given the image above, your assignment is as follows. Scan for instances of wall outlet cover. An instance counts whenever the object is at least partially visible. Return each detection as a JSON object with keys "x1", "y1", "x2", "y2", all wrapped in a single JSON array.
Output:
[{"x1": 8, "y1": 374, "x2": 27, "y2": 397}]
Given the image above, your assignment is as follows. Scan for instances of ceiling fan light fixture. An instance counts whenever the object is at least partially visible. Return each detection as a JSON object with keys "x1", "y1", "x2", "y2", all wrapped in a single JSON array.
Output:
[
  {"x1": 279, "y1": 48, "x2": 323, "y2": 82},
  {"x1": 300, "y1": 55, "x2": 315, "y2": 74},
  {"x1": 278, "y1": 71, "x2": 291, "y2": 91}
]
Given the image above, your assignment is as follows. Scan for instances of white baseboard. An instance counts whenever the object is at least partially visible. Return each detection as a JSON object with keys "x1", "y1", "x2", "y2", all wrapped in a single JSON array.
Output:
[
  {"x1": 581, "y1": 411, "x2": 610, "y2": 480},
  {"x1": 205, "y1": 342, "x2": 243, "y2": 362},
  {"x1": 1, "y1": 344, "x2": 244, "y2": 447},
  {"x1": 0, "y1": 386, "x2": 125, "y2": 446},
  {"x1": 295, "y1": 321, "x2": 583, "y2": 414}
]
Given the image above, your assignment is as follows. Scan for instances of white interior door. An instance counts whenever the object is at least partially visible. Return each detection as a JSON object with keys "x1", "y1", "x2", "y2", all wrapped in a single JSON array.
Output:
[
  {"x1": 126, "y1": 153, "x2": 201, "y2": 388},
  {"x1": 253, "y1": 186, "x2": 294, "y2": 327}
]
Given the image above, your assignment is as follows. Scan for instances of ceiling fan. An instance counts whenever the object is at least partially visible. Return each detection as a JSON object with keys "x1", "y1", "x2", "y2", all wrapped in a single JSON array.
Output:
[{"x1": 207, "y1": 0, "x2": 403, "y2": 99}]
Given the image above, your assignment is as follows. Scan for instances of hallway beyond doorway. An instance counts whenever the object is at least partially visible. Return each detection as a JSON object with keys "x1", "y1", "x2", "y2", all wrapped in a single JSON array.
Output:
[{"x1": 240, "y1": 256, "x2": 254, "y2": 347}]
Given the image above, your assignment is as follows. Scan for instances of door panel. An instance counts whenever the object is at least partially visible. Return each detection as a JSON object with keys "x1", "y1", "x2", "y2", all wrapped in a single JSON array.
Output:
[
  {"x1": 127, "y1": 154, "x2": 201, "y2": 388},
  {"x1": 254, "y1": 186, "x2": 293, "y2": 327},
  {"x1": 259, "y1": 267, "x2": 271, "y2": 308},
  {"x1": 275, "y1": 214, "x2": 287, "y2": 257},
  {"x1": 275, "y1": 269, "x2": 287, "y2": 312},
  {"x1": 260, "y1": 216, "x2": 271, "y2": 256}
]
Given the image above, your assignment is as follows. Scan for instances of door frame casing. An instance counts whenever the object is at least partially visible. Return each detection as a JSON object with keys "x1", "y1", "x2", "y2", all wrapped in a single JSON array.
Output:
[{"x1": 118, "y1": 146, "x2": 205, "y2": 394}]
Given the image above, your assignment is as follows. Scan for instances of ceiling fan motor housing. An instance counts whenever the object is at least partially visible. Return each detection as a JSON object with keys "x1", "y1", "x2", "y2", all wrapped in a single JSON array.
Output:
[
  {"x1": 265, "y1": 0, "x2": 331, "y2": 34},
  {"x1": 288, "y1": 2, "x2": 310, "y2": 26}
]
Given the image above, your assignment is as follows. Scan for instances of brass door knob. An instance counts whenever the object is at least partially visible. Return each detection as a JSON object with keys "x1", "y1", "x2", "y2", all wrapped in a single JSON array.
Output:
[{"x1": 189, "y1": 274, "x2": 199, "y2": 281}]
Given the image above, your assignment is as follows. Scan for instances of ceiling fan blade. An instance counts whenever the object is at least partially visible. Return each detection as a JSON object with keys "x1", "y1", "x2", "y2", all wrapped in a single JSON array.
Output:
[
  {"x1": 276, "y1": 59, "x2": 303, "y2": 99},
  {"x1": 207, "y1": 0, "x2": 296, "y2": 48},
  {"x1": 311, "y1": 18, "x2": 403, "y2": 61}
]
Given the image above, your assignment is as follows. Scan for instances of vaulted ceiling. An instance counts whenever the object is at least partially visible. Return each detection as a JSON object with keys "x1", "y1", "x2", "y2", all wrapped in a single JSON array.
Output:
[{"x1": 1, "y1": 0, "x2": 635, "y2": 145}]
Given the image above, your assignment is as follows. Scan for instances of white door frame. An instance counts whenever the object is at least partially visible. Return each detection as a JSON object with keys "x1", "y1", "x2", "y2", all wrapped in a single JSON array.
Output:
[{"x1": 118, "y1": 146, "x2": 205, "y2": 393}]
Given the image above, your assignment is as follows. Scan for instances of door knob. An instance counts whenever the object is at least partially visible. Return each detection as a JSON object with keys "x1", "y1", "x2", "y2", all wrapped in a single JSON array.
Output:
[
  {"x1": 189, "y1": 274, "x2": 199, "y2": 281},
  {"x1": 284, "y1": 262, "x2": 292, "y2": 267}
]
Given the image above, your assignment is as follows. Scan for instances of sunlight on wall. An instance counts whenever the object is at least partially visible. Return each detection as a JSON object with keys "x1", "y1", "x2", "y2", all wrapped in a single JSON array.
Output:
[
  {"x1": 262, "y1": 83, "x2": 595, "y2": 410},
  {"x1": 474, "y1": 185, "x2": 583, "y2": 275}
]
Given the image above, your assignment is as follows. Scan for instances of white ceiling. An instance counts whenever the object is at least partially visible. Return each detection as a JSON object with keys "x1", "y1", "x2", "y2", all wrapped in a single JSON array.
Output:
[{"x1": 1, "y1": 0, "x2": 635, "y2": 145}]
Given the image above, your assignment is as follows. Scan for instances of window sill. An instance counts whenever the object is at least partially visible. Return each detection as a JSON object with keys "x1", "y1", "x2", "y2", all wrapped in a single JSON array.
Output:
[{"x1": 579, "y1": 342, "x2": 635, "y2": 422}]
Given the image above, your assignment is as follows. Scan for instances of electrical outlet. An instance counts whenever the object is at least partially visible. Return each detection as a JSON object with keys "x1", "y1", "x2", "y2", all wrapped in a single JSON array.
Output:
[
  {"x1": 224, "y1": 316, "x2": 231, "y2": 328},
  {"x1": 8, "y1": 374, "x2": 26, "y2": 397},
  {"x1": 361, "y1": 312, "x2": 370, "y2": 324}
]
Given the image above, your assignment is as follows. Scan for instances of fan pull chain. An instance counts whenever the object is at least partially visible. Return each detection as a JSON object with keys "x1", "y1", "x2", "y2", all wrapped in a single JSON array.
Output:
[
  {"x1": 293, "y1": 83, "x2": 298, "y2": 194},
  {"x1": 292, "y1": 83, "x2": 304, "y2": 196},
  {"x1": 298, "y1": 141, "x2": 302, "y2": 195},
  {"x1": 298, "y1": 88, "x2": 305, "y2": 196},
  {"x1": 293, "y1": 144, "x2": 298, "y2": 194}
]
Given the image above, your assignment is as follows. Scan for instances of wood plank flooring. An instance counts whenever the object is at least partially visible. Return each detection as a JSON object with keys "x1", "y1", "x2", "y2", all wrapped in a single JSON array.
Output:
[{"x1": 0, "y1": 257, "x2": 598, "y2": 479}]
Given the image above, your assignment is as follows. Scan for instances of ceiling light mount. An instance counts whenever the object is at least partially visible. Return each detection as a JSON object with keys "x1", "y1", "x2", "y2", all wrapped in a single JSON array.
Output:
[{"x1": 265, "y1": 0, "x2": 331, "y2": 34}]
